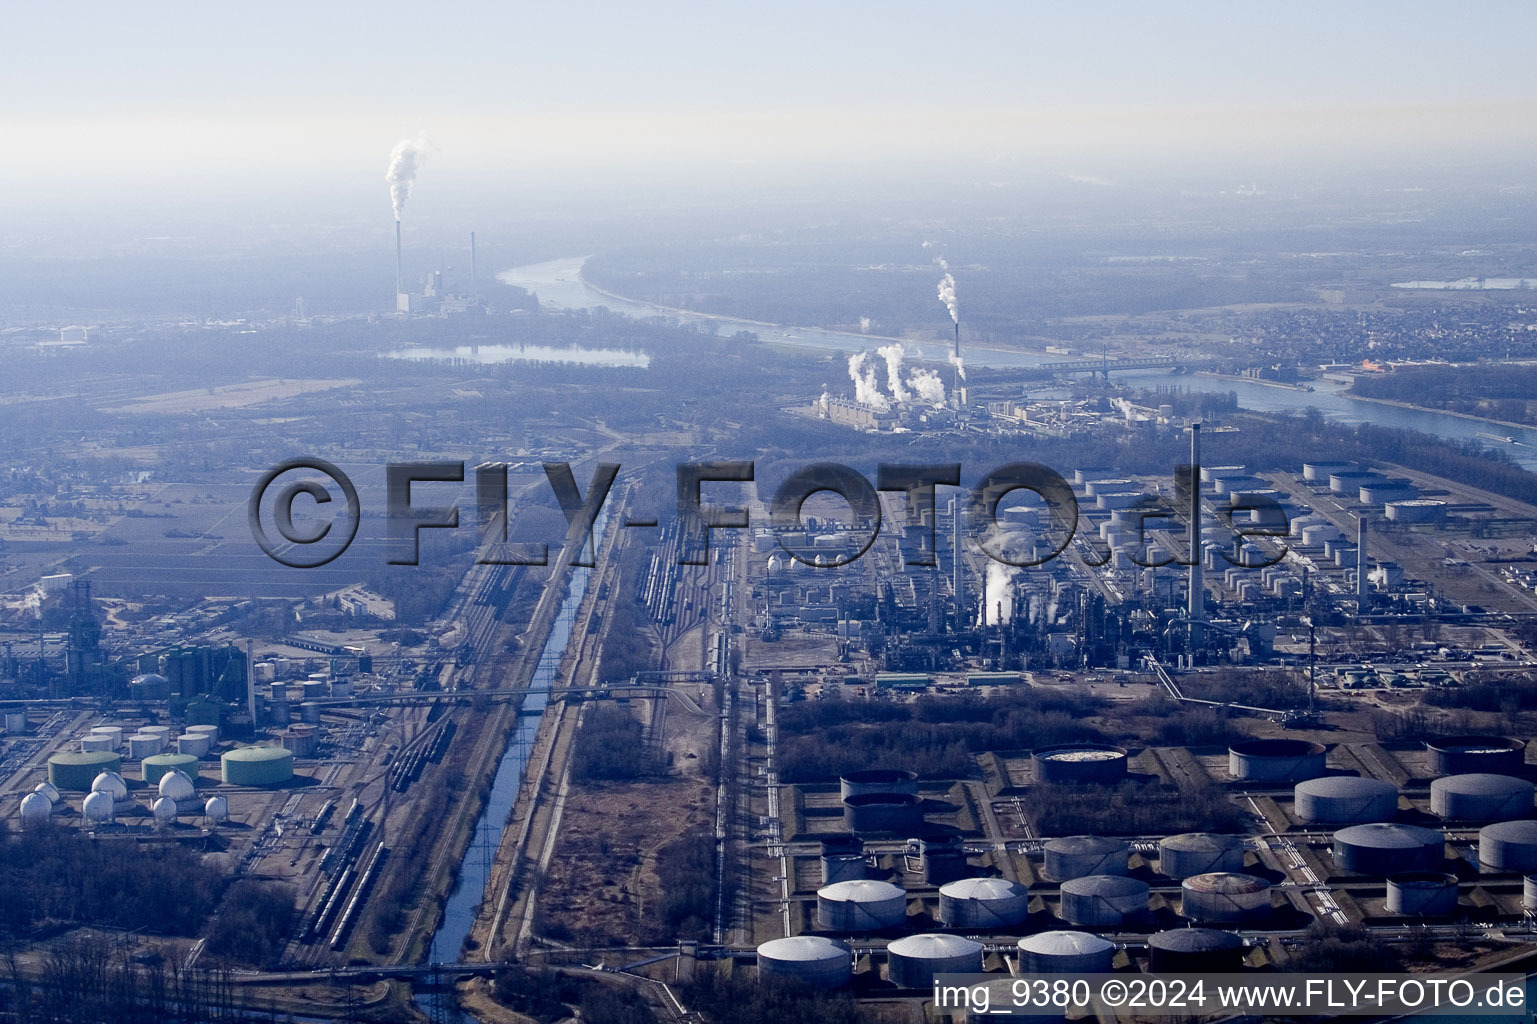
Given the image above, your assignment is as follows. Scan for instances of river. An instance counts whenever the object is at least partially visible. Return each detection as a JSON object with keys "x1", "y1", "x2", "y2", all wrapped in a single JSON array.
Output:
[
  {"x1": 499, "y1": 256, "x2": 1537, "y2": 471},
  {"x1": 418, "y1": 509, "x2": 607, "y2": 1022}
]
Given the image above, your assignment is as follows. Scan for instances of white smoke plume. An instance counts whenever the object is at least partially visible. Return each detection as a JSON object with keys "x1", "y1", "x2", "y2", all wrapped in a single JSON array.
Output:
[
  {"x1": 948, "y1": 350, "x2": 967, "y2": 381},
  {"x1": 922, "y1": 240, "x2": 935, "y2": 249},
  {"x1": 859, "y1": 316, "x2": 872, "y2": 334},
  {"x1": 877, "y1": 343, "x2": 909, "y2": 403},
  {"x1": 386, "y1": 134, "x2": 433, "y2": 220},
  {"x1": 907, "y1": 367, "x2": 945, "y2": 405},
  {"x1": 816, "y1": 389, "x2": 830, "y2": 417},
  {"x1": 937, "y1": 271, "x2": 959, "y2": 324},
  {"x1": 21, "y1": 586, "x2": 43, "y2": 619},
  {"x1": 981, "y1": 561, "x2": 1021, "y2": 626},
  {"x1": 847, "y1": 352, "x2": 890, "y2": 411}
]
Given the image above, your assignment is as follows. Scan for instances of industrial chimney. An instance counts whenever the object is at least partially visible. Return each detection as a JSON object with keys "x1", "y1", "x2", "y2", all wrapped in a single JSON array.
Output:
[
  {"x1": 1187, "y1": 423, "x2": 1203, "y2": 623},
  {"x1": 952, "y1": 496, "x2": 966, "y2": 630},
  {"x1": 1357, "y1": 516, "x2": 1369, "y2": 604},
  {"x1": 394, "y1": 220, "x2": 406, "y2": 313}
]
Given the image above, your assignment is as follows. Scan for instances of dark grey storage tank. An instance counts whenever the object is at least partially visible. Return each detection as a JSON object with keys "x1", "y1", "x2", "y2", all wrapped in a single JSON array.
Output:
[
  {"x1": 840, "y1": 768, "x2": 920, "y2": 800},
  {"x1": 1430, "y1": 773, "x2": 1535, "y2": 821},
  {"x1": 843, "y1": 792, "x2": 923, "y2": 835},
  {"x1": 1032, "y1": 744, "x2": 1129, "y2": 784},
  {"x1": 1332, "y1": 822, "x2": 1444, "y2": 875},
  {"x1": 1425, "y1": 736, "x2": 1525, "y2": 777},
  {"x1": 1147, "y1": 928, "x2": 1245, "y2": 973},
  {"x1": 1228, "y1": 738, "x2": 1327, "y2": 782}
]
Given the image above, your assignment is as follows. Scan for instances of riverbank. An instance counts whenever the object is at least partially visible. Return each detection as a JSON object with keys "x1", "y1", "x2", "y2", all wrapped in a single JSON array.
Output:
[{"x1": 1342, "y1": 391, "x2": 1537, "y2": 433}]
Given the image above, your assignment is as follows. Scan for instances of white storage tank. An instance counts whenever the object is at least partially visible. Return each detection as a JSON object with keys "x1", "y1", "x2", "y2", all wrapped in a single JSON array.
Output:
[
  {"x1": 127, "y1": 733, "x2": 163, "y2": 758},
  {"x1": 152, "y1": 796, "x2": 177, "y2": 827},
  {"x1": 2, "y1": 711, "x2": 25, "y2": 734},
  {"x1": 33, "y1": 782, "x2": 60, "y2": 803},
  {"x1": 1059, "y1": 875, "x2": 1148, "y2": 927},
  {"x1": 816, "y1": 879, "x2": 907, "y2": 932},
  {"x1": 140, "y1": 725, "x2": 172, "y2": 739},
  {"x1": 756, "y1": 936, "x2": 851, "y2": 990},
  {"x1": 1431, "y1": 774, "x2": 1535, "y2": 821},
  {"x1": 938, "y1": 877, "x2": 1031, "y2": 929},
  {"x1": 19, "y1": 792, "x2": 51, "y2": 825},
  {"x1": 1294, "y1": 776, "x2": 1398, "y2": 823},
  {"x1": 177, "y1": 733, "x2": 211, "y2": 757},
  {"x1": 82, "y1": 791, "x2": 114, "y2": 823},
  {"x1": 1159, "y1": 834, "x2": 1248, "y2": 878},
  {"x1": 1478, "y1": 819, "x2": 1537, "y2": 873},
  {"x1": 158, "y1": 769, "x2": 196, "y2": 802},
  {"x1": 204, "y1": 795, "x2": 230, "y2": 823},
  {"x1": 1017, "y1": 931, "x2": 1114, "y2": 974},
  {"x1": 187, "y1": 724, "x2": 220, "y2": 742},
  {"x1": 90, "y1": 771, "x2": 128, "y2": 800},
  {"x1": 1180, "y1": 872, "x2": 1272, "y2": 924},
  {"x1": 1525, "y1": 875, "x2": 1537, "y2": 912},
  {"x1": 1044, "y1": 835, "x2": 1129, "y2": 880},
  {"x1": 887, "y1": 934, "x2": 983, "y2": 990},
  {"x1": 1386, "y1": 872, "x2": 1459, "y2": 916},
  {"x1": 90, "y1": 726, "x2": 123, "y2": 747},
  {"x1": 80, "y1": 735, "x2": 116, "y2": 753}
]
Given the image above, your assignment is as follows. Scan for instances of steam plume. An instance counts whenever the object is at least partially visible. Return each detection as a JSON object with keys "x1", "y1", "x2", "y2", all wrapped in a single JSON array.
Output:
[
  {"x1": 948, "y1": 350, "x2": 966, "y2": 381},
  {"x1": 937, "y1": 271, "x2": 959, "y2": 324},
  {"x1": 847, "y1": 352, "x2": 890, "y2": 411},
  {"x1": 981, "y1": 561, "x2": 1020, "y2": 625},
  {"x1": 877, "y1": 343, "x2": 909, "y2": 403},
  {"x1": 386, "y1": 134, "x2": 433, "y2": 220},
  {"x1": 859, "y1": 316, "x2": 872, "y2": 334},
  {"x1": 907, "y1": 368, "x2": 945, "y2": 405}
]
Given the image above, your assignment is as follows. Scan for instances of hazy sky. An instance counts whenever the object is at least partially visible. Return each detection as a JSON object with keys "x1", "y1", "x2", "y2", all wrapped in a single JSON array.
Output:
[{"x1": 5, "y1": 2, "x2": 1537, "y2": 207}]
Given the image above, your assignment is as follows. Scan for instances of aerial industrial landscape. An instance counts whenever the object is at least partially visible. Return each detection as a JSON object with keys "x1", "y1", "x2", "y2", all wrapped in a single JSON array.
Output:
[{"x1": 9, "y1": 6, "x2": 1537, "y2": 1024}]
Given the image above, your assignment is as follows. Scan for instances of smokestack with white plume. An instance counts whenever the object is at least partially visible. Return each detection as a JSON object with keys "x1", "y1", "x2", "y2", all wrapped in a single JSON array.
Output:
[
  {"x1": 386, "y1": 134, "x2": 432, "y2": 221},
  {"x1": 877, "y1": 343, "x2": 910, "y2": 404},
  {"x1": 847, "y1": 352, "x2": 890, "y2": 411}
]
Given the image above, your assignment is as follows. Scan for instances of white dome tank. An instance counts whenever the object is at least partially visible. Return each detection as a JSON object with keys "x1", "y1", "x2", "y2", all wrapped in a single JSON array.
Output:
[
  {"x1": 204, "y1": 795, "x2": 230, "y2": 823},
  {"x1": 755, "y1": 936, "x2": 851, "y2": 989},
  {"x1": 90, "y1": 771, "x2": 128, "y2": 800},
  {"x1": 82, "y1": 791, "x2": 114, "y2": 823},
  {"x1": 19, "y1": 792, "x2": 51, "y2": 825},
  {"x1": 815, "y1": 879, "x2": 907, "y2": 931},
  {"x1": 1018, "y1": 930, "x2": 1115, "y2": 974},
  {"x1": 152, "y1": 796, "x2": 177, "y2": 826},
  {"x1": 158, "y1": 769, "x2": 196, "y2": 801},
  {"x1": 33, "y1": 781, "x2": 60, "y2": 803},
  {"x1": 886, "y1": 933, "x2": 984, "y2": 990},
  {"x1": 938, "y1": 876, "x2": 1031, "y2": 929}
]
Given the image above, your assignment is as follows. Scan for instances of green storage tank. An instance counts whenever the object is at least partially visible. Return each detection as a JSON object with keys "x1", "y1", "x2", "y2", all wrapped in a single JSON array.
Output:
[
  {"x1": 221, "y1": 745, "x2": 294, "y2": 786},
  {"x1": 142, "y1": 752, "x2": 201, "y2": 785},
  {"x1": 48, "y1": 750, "x2": 123, "y2": 791}
]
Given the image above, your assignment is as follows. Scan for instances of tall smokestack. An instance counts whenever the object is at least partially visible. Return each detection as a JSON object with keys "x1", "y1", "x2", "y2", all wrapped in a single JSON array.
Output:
[
  {"x1": 952, "y1": 496, "x2": 965, "y2": 631},
  {"x1": 394, "y1": 219, "x2": 403, "y2": 308},
  {"x1": 1357, "y1": 516, "x2": 1369, "y2": 604},
  {"x1": 470, "y1": 231, "x2": 477, "y2": 299},
  {"x1": 1188, "y1": 423, "x2": 1203, "y2": 624}
]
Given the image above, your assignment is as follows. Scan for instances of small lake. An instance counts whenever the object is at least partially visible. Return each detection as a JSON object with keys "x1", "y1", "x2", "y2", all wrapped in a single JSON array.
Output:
[{"x1": 384, "y1": 343, "x2": 649, "y2": 368}]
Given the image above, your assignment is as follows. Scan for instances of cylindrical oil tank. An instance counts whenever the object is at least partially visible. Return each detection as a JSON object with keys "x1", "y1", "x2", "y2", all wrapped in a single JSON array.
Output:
[
  {"x1": 140, "y1": 725, "x2": 171, "y2": 739},
  {"x1": 142, "y1": 752, "x2": 199, "y2": 785},
  {"x1": 1059, "y1": 875, "x2": 1148, "y2": 927},
  {"x1": 330, "y1": 678, "x2": 353, "y2": 697},
  {"x1": 1044, "y1": 835, "x2": 1129, "y2": 881},
  {"x1": 1180, "y1": 873, "x2": 1271, "y2": 924},
  {"x1": 1333, "y1": 823, "x2": 1444, "y2": 875},
  {"x1": 187, "y1": 724, "x2": 220, "y2": 742},
  {"x1": 177, "y1": 733, "x2": 211, "y2": 757},
  {"x1": 816, "y1": 879, "x2": 907, "y2": 932},
  {"x1": 1386, "y1": 872, "x2": 1459, "y2": 916},
  {"x1": 887, "y1": 934, "x2": 984, "y2": 990},
  {"x1": 301, "y1": 680, "x2": 328, "y2": 701},
  {"x1": 2, "y1": 711, "x2": 25, "y2": 734},
  {"x1": 80, "y1": 735, "x2": 116, "y2": 753},
  {"x1": 1032, "y1": 744, "x2": 1128, "y2": 784},
  {"x1": 47, "y1": 751, "x2": 121, "y2": 791},
  {"x1": 1017, "y1": 931, "x2": 1114, "y2": 974},
  {"x1": 1228, "y1": 738, "x2": 1327, "y2": 782},
  {"x1": 1431, "y1": 774, "x2": 1534, "y2": 821},
  {"x1": 756, "y1": 936, "x2": 851, "y2": 990},
  {"x1": 1525, "y1": 875, "x2": 1537, "y2": 911},
  {"x1": 89, "y1": 726, "x2": 122, "y2": 747},
  {"x1": 1148, "y1": 928, "x2": 1244, "y2": 973},
  {"x1": 1478, "y1": 819, "x2": 1537, "y2": 873},
  {"x1": 820, "y1": 837, "x2": 866, "y2": 885},
  {"x1": 839, "y1": 768, "x2": 919, "y2": 800},
  {"x1": 300, "y1": 702, "x2": 323, "y2": 724},
  {"x1": 220, "y1": 745, "x2": 295, "y2": 786},
  {"x1": 921, "y1": 836, "x2": 969, "y2": 885},
  {"x1": 283, "y1": 728, "x2": 318, "y2": 758},
  {"x1": 1294, "y1": 776, "x2": 1398, "y2": 823},
  {"x1": 1425, "y1": 737, "x2": 1526, "y2": 776},
  {"x1": 843, "y1": 793, "x2": 923, "y2": 835},
  {"x1": 938, "y1": 877, "x2": 1031, "y2": 929},
  {"x1": 127, "y1": 733, "x2": 163, "y2": 758},
  {"x1": 1159, "y1": 834, "x2": 1247, "y2": 878}
]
